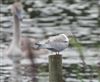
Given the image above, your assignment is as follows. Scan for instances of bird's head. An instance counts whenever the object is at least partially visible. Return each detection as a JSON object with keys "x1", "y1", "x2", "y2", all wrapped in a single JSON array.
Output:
[
  {"x1": 60, "y1": 34, "x2": 69, "y2": 42},
  {"x1": 8, "y1": 1, "x2": 23, "y2": 20}
]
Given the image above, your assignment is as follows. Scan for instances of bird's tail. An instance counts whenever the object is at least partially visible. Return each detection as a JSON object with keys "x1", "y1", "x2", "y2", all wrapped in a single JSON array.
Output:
[
  {"x1": 35, "y1": 43, "x2": 43, "y2": 48},
  {"x1": 31, "y1": 43, "x2": 42, "y2": 49}
]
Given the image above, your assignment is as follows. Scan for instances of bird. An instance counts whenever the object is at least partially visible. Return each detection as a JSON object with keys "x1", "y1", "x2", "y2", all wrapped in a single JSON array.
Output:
[
  {"x1": 34, "y1": 34, "x2": 69, "y2": 55},
  {"x1": 6, "y1": 1, "x2": 23, "y2": 61},
  {"x1": 6, "y1": 1, "x2": 47, "y2": 81},
  {"x1": 5, "y1": 1, "x2": 24, "y2": 82},
  {"x1": 6, "y1": 0, "x2": 40, "y2": 60}
]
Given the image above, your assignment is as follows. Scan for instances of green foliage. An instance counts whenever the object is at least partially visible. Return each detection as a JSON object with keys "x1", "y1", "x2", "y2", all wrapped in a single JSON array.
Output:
[
  {"x1": 70, "y1": 36, "x2": 86, "y2": 65},
  {"x1": 70, "y1": 36, "x2": 86, "y2": 81}
]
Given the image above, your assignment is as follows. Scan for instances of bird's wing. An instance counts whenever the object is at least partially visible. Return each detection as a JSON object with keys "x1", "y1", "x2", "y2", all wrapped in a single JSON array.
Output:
[
  {"x1": 48, "y1": 34, "x2": 67, "y2": 42},
  {"x1": 48, "y1": 42, "x2": 68, "y2": 51}
]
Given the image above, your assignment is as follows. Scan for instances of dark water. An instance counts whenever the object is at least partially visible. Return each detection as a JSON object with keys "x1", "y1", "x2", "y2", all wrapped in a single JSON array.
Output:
[{"x1": 0, "y1": 0, "x2": 100, "y2": 82}]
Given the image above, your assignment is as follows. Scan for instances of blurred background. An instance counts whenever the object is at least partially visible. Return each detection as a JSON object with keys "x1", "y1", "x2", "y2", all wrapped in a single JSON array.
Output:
[{"x1": 0, "y1": 0, "x2": 100, "y2": 82}]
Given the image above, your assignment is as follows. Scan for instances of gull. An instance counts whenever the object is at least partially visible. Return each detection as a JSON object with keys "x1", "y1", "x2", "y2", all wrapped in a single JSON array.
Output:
[{"x1": 34, "y1": 34, "x2": 69, "y2": 55}]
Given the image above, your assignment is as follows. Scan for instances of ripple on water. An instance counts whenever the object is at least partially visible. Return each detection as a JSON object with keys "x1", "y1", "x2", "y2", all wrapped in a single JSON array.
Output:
[
  {"x1": 0, "y1": 0, "x2": 100, "y2": 82},
  {"x1": 0, "y1": 16, "x2": 12, "y2": 23}
]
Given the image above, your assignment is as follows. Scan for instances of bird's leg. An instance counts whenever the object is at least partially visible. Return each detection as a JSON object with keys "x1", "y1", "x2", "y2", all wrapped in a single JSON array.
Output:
[
  {"x1": 58, "y1": 52, "x2": 59, "y2": 55},
  {"x1": 56, "y1": 52, "x2": 57, "y2": 55},
  {"x1": 56, "y1": 52, "x2": 59, "y2": 55}
]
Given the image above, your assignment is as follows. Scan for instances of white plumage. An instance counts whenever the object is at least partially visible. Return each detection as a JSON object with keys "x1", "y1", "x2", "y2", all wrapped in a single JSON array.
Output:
[{"x1": 34, "y1": 34, "x2": 69, "y2": 55}]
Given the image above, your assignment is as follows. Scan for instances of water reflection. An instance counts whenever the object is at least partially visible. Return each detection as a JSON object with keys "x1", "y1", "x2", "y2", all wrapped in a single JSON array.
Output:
[{"x1": 0, "y1": 0, "x2": 100, "y2": 82}]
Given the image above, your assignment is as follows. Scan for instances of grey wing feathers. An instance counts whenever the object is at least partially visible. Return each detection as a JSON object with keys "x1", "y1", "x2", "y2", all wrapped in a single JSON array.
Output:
[
  {"x1": 48, "y1": 42, "x2": 68, "y2": 51},
  {"x1": 48, "y1": 34, "x2": 67, "y2": 42}
]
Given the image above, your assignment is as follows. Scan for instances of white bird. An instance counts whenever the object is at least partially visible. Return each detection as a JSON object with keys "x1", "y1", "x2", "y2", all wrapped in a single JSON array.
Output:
[{"x1": 34, "y1": 34, "x2": 69, "y2": 55}]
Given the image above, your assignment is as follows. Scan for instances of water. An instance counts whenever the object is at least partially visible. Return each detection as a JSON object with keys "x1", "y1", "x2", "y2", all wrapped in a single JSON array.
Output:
[{"x1": 0, "y1": 0, "x2": 100, "y2": 82}]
